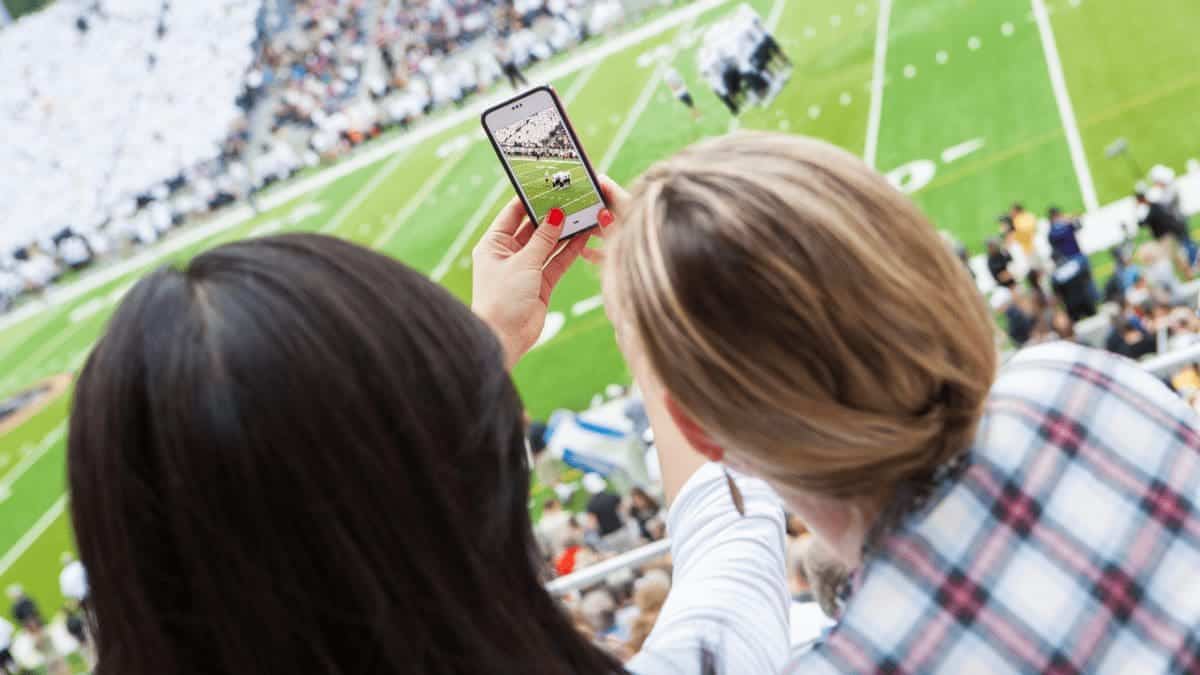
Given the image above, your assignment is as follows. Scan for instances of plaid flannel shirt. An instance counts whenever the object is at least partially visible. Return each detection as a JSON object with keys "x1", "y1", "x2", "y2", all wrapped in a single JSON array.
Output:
[{"x1": 786, "y1": 342, "x2": 1200, "y2": 674}]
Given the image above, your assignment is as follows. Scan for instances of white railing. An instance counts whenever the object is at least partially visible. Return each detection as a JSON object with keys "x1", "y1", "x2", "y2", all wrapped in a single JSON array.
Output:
[{"x1": 545, "y1": 344, "x2": 1200, "y2": 593}]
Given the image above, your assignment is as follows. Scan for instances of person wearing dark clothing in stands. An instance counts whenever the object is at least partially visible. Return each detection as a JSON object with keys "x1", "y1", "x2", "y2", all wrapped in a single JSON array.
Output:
[
  {"x1": 1136, "y1": 189, "x2": 1192, "y2": 276},
  {"x1": 1051, "y1": 255, "x2": 1097, "y2": 322},
  {"x1": 587, "y1": 490, "x2": 623, "y2": 537},
  {"x1": 1046, "y1": 207, "x2": 1084, "y2": 260},
  {"x1": 986, "y1": 238, "x2": 1015, "y2": 288},
  {"x1": 1106, "y1": 315, "x2": 1156, "y2": 360},
  {"x1": 6, "y1": 586, "x2": 41, "y2": 631}
]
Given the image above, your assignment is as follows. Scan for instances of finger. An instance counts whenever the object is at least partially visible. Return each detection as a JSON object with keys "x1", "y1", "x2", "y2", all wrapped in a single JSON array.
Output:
[
  {"x1": 513, "y1": 216, "x2": 536, "y2": 247},
  {"x1": 487, "y1": 196, "x2": 528, "y2": 237},
  {"x1": 542, "y1": 232, "x2": 590, "y2": 283},
  {"x1": 519, "y1": 207, "x2": 565, "y2": 265}
]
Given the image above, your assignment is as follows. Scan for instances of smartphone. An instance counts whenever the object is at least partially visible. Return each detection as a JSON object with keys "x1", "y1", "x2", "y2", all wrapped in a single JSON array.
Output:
[{"x1": 481, "y1": 86, "x2": 607, "y2": 240}]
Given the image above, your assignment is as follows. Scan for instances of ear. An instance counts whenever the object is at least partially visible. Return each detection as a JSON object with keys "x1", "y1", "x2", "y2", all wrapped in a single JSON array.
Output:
[{"x1": 664, "y1": 394, "x2": 724, "y2": 462}]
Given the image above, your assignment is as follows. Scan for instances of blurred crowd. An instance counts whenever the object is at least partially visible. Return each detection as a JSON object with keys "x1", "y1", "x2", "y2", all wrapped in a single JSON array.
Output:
[
  {"x1": 0, "y1": 0, "x2": 637, "y2": 315},
  {"x1": 0, "y1": 557, "x2": 91, "y2": 675},
  {"x1": 967, "y1": 163, "x2": 1200, "y2": 412}
]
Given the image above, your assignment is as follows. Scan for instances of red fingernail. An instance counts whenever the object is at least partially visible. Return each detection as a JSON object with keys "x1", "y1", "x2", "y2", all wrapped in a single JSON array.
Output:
[
  {"x1": 598, "y1": 208, "x2": 614, "y2": 228},
  {"x1": 548, "y1": 207, "x2": 565, "y2": 227}
]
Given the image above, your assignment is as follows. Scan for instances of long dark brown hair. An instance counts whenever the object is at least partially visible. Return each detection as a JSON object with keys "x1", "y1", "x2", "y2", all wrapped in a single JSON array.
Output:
[{"x1": 68, "y1": 234, "x2": 623, "y2": 675}]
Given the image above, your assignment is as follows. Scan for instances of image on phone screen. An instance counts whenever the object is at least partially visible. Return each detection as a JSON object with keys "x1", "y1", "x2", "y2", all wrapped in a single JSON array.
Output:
[{"x1": 483, "y1": 89, "x2": 604, "y2": 239}]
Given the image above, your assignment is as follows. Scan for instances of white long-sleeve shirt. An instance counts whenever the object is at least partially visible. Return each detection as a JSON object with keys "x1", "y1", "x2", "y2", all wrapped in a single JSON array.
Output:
[{"x1": 628, "y1": 463, "x2": 791, "y2": 674}]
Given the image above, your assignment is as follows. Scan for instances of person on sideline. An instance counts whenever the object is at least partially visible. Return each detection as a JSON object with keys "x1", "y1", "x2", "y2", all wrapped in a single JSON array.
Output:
[
  {"x1": 67, "y1": 189, "x2": 788, "y2": 674},
  {"x1": 602, "y1": 132, "x2": 1200, "y2": 674}
]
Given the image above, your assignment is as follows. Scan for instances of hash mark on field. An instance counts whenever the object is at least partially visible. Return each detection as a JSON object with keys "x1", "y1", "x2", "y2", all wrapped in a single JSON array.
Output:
[
  {"x1": 803, "y1": 26, "x2": 815, "y2": 38},
  {"x1": 808, "y1": 105, "x2": 821, "y2": 119},
  {"x1": 839, "y1": 92, "x2": 852, "y2": 106},
  {"x1": 936, "y1": 50, "x2": 949, "y2": 64},
  {"x1": 830, "y1": 15, "x2": 841, "y2": 28},
  {"x1": 1002, "y1": 22, "x2": 1015, "y2": 37},
  {"x1": 571, "y1": 295, "x2": 604, "y2": 316},
  {"x1": 903, "y1": 64, "x2": 917, "y2": 79},
  {"x1": 968, "y1": 36, "x2": 982, "y2": 51}
]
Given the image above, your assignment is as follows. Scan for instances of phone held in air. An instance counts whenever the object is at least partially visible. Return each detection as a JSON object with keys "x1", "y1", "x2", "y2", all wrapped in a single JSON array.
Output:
[{"x1": 481, "y1": 86, "x2": 607, "y2": 240}]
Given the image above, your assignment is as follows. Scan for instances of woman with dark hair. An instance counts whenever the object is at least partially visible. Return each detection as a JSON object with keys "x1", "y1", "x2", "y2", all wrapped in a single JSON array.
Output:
[
  {"x1": 68, "y1": 230, "x2": 625, "y2": 674},
  {"x1": 68, "y1": 181, "x2": 789, "y2": 674}
]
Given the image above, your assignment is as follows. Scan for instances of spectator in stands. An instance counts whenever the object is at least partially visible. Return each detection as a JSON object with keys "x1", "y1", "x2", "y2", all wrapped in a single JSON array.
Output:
[
  {"x1": 536, "y1": 498, "x2": 572, "y2": 558},
  {"x1": 1105, "y1": 313, "x2": 1157, "y2": 360},
  {"x1": 1137, "y1": 241, "x2": 1186, "y2": 305},
  {"x1": 989, "y1": 287, "x2": 1033, "y2": 346},
  {"x1": 0, "y1": 616, "x2": 13, "y2": 675},
  {"x1": 1002, "y1": 202, "x2": 1043, "y2": 272},
  {"x1": 626, "y1": 571, "x2": 670, "y2": 653},
  {"x1": 1049, "y1": 253, "x2": 1096, "y2": 322},
  {"x1": 1103, "y1": 245, "x2": 1139, "y2": 304},
  {"x1": 985, "y1": 237, "x2": 1015, "y2": 288},
  {"x1": 603, "y1": 132, "x2": 1200, "y2": 673},
  {"x1": 1148, "y1": 165, "x2": 1195, "y2": 266},
  {"x1": 5, "y1": 586, "x2": 40, "y2": 632},
  {"x1": 1046, "y1": 205, "x2": 1083, "y2": 260},
  {"x1": 627, "y1": 487, "x2": 661, "y2": 541},
  {"x1": 1136, "y1": 188, "x2": 1192, "y2": 277}
]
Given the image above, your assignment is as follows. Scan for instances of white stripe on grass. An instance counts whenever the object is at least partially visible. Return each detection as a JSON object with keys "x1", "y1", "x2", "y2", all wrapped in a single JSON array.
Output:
[
  {"x1": 0, "y1": 495, "x2": 67, "y2": 578},
  {"x1": 430, "y1": 59, "x2": 605, "y2": 281},
  {"x1": 0, "y1": 0, "x2": 734, "y2": 336},
  {"x1": 1030, "y1": 0, "x2": 1099, "y2": 211},
  {"x1": 432, "y1": 181, "x2": 510, "y2": 281},
  {"x1": 0, "y1": 424, "x2": 65, "y2": 503},
  {"x1": 864, "y1": 0, "x2": 893, "y2": 168},
  {"x1": 319, "y1": 149, "x2": 411, "y2": 234},
  {"x1": 766, "y1": 0, "x2": 786, "y2": 31},
  {"x1": 598, "y1": 19, "x2": 697, "y2": 173},
  {"x1": 371, "y1": 151, "x2": 466, "y2": 249}
]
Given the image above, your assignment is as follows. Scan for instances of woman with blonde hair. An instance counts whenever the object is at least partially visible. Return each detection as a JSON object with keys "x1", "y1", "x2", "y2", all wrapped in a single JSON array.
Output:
[{"x1": 602, "y1": 132, "x2": 1200, "y2": 673}]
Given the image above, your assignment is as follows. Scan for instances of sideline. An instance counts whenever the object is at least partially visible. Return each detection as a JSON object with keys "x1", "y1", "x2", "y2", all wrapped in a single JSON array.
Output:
[{"x1": 0, "y1": 0, "x2": 734, "y2": 334}]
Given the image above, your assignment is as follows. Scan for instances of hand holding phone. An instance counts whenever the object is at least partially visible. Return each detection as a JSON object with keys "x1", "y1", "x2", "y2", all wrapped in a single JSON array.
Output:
[{"x1": 482, "y1": 86, "x2": 608, "y2": 240}]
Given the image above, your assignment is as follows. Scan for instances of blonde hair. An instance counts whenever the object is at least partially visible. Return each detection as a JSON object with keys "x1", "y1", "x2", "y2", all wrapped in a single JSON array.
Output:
[{"x1": 608, "y1": 132, "x2": 996, "y2": 498}]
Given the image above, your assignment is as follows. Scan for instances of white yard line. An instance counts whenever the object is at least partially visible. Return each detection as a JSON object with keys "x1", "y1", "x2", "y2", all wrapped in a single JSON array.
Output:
[
  {"x1": 766, "y1": 0, "x2": 787, "y2": 31},
  {"x1": 0, "y1": 425, "x2": 65, "y2": 501},
  {"x1": 598, "y1": 19, "x2": 697, "y2": 173},
  {"x1": 319, "y1": 149, "x2": 410, "y2": 234},
  {"x1": 371, "y1": 152, "x2": 465, "y2": 249},
  {"x1": 0, "y1": 321, "x2": 87, "y2": 391},
  {"x1": 0, "y1": 0, "x2": 733, "y2": 335},
  {"x1": 1031, "y1": 0, "x2": 1099, "y2": 211},
  {"x1": 0, "y1": 495, "x2": 67, "y2": 578},
  {"x1": 864, "y1": 0, "x2": 893, "y2": 168},
  {"x1": 432, "y1": 181, "x2": 510, "y2": 281}
]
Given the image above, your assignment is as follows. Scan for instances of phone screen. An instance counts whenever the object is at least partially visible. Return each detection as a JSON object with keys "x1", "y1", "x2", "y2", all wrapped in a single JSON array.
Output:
[{"x1": 483, "y1": 88, "x2": 604, "y2": 239}]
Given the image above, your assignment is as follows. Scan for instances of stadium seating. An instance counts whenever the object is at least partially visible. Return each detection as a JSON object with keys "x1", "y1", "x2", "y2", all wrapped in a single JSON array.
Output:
[{"x1": 0, "y1": 0, "x2": 260, "y2": 254}]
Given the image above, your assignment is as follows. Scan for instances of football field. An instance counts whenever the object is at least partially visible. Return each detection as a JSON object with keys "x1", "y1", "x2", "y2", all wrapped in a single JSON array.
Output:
[
  {"x1": 510, "y1": 157, "x2": 601, "y2": 218},
  {"x1": 1, "y1": 0, "x2": 1199, "y2": 612}
]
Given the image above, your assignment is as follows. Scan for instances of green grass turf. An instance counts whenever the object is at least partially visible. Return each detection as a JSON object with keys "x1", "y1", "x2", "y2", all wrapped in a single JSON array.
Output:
[
  {"x1": 2, "y1": 0, "x2": 1199, "y2": 617},
  {"x1": 510, "y1": 157, "x2": 602, "y2": 219}
]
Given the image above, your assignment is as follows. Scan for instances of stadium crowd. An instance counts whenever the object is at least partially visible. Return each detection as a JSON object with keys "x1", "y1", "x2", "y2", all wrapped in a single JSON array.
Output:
[
  {"x1": 974, "y1": 164, "x2": 1200, "y2": 411},
  {"x1": 0, "y1": 0, "x2": 633, "y2": 314}
]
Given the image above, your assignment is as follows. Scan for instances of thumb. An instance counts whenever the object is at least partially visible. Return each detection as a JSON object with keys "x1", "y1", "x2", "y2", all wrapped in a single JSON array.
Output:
[{"x1": 519, "y1": 207, "x2": 565, "y2": 265}]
